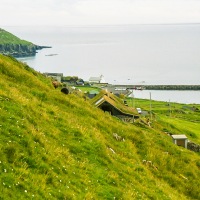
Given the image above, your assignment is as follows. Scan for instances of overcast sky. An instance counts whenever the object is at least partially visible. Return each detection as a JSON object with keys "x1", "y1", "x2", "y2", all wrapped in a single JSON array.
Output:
[{"x1": 0, "y1": 0, "x2": 200, "y2": 26}]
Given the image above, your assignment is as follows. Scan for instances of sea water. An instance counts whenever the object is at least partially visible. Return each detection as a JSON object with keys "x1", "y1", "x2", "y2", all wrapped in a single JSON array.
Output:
[
  {"x1": 3, "y1": 24, "x2": 200, "y2": 104},
  {"x1": 131, "y1": 90, "x2": 200, "y2": 104}
]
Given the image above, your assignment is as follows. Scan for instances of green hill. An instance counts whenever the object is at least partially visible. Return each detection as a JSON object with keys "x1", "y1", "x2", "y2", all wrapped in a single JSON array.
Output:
[
  {"x1": 0, "y1": 28, "x2": 50, "y2": 57},
  {"x1": 0, "y1": 54, "x2": 200, "y2": 199}
]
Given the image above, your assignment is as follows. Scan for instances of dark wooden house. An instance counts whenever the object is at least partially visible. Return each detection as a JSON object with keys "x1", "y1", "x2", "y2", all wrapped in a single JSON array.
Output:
[{"x1": 91, "y1": 91, "x2": 139, "y2": 122}]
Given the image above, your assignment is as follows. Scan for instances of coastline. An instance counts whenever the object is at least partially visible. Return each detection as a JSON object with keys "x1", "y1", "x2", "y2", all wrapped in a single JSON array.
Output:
[
  {"x1": 113, "y1": 84, "x2": 200, "y2": 91},
  {"x1": 0, "y1": 45, "x2": 52, "y2": 58}
]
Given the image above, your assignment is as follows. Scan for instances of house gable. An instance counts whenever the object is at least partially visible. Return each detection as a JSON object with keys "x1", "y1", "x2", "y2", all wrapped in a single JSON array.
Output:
[
  {"x1": 91, "y1": 90, "x2": 139, "y2": 120},
  {"x1": 89, "y1": 75, "x2": 106, "y2": 84}
]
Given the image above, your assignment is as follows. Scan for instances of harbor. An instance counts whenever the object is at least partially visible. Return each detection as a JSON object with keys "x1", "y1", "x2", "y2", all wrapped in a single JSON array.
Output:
[{"x1": 109, "y1": 84, "x2": 200, "y2": 91}]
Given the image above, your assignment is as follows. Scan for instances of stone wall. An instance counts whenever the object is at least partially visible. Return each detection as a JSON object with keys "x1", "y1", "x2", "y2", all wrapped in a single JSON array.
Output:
[{"x1": 188, "y1": 142, "x2": 200, "y2": 152}]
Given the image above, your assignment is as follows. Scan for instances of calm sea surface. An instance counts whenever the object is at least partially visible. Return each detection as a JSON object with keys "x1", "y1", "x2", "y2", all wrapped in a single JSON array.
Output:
[
  {"x1": 131, "y1": 90, "x2": 200, "y2": 104},
  {"x1": 3, "y1": 25, "x2": 200, "y2": 104}
]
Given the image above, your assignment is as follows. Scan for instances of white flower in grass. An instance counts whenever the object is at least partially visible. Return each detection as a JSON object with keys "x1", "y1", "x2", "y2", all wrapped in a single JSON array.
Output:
[
  {"x1": 4, "y1": 169, "x2": 7, "y2": 173},
  {"x1": 25, "y1": 190, "x2": 27, "y2": 193}
]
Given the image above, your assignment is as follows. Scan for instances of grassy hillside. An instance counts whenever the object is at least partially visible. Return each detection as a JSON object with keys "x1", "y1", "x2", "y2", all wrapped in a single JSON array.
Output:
[
  {"x1": 0, "y1": 54, "x2": 200, "y2": 199},
  {"x1": 0, "y1": 28, "x2": 49, "y2": 57},
  {"x1": 127, "y1": 98, "x2": 200, "y2": 144},
  {"x1": 0, "y1": 28, "x2": 33, "y2": 45}
]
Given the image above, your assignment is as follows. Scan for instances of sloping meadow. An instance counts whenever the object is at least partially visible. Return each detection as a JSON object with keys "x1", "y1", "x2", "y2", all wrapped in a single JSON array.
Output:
[{"x1": 0, "y1": 55, "x2": 200, "y2": 199}]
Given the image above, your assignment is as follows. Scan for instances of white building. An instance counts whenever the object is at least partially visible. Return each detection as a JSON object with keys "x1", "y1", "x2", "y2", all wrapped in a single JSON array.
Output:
[
  {"x1": 89, "y1": 75, "x2": 106, "y2": 84},
  {"x1": 171, "y1": 134, "x2": 188, "y2": 148}
]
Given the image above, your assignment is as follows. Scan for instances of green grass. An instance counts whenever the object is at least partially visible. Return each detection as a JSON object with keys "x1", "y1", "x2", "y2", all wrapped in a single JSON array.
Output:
[
  {"x1": 126, "y1": 97, "x2": 200, "y2": 144},
  {"x1": 0, "y1": 28, "x2": 33, "y2": 45},
  {"x1": 75, "y1": 85, "x2": 101, "y2": 93},
  {"x1": 0, "y1": 54, "x2": 200, "y2": 199}
]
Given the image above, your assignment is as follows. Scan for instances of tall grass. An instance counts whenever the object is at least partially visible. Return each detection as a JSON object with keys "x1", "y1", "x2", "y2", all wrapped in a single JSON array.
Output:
[{"x1": 0, "y1": 54, "x2": 200, "y2": 199}]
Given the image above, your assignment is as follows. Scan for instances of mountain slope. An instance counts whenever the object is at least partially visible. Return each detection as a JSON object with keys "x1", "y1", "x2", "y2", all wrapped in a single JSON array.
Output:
[
  {"x1": 0, "y1": 28, "x2": 50, "y2": 57},
  {"x1": 0, "y1": 54, "x2": 200, "y2": 199}
]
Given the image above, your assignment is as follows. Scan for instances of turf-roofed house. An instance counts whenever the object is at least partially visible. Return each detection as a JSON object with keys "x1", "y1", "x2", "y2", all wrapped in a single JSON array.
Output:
[{"x1": 90, "y1": 90, "x2": 139, "y2": 122}]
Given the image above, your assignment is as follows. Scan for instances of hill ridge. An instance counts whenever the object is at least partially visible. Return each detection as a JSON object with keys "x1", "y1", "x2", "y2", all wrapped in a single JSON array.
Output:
[{"x1": 0, "y1": 28, "x2": 51, "y2": 57}]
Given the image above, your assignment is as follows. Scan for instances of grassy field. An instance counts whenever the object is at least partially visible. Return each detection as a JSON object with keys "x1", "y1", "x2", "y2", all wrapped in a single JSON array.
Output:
[
  {"x1": 126, "y1": 97, "x2": 200, "y2": 144},
  {"x1": 0, "y1": 54, "x2": 200, "y2": 199},
  {"x1": 75, "y1": 85, "x2": 101, "y2": 93}
]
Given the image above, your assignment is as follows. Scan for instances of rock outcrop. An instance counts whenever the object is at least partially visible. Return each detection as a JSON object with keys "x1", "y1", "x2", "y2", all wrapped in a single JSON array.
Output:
[
  {"x1": 0, "y1": 28, "x2": 51, "y2": 57},
  {"x1": 0, "y1": 44, "x2": 51, "y2": 57},
  {"x1": 188, "y1": 142, "x2": 200, "y2": 152}
]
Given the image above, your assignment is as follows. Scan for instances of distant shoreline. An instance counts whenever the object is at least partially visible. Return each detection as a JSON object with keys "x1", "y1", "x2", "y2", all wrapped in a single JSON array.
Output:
[
  {"x1": 2, "y1": 23, "x2": 200, "y2": 28},
  {"x1": 113, "y1": 84, "x2": 200, "y2": 91}
]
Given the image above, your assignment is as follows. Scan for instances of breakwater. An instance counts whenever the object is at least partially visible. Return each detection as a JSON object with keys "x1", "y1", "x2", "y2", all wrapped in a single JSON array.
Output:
[{"x1": 113, "y1": 85, "x2": 200, "y2": 90}]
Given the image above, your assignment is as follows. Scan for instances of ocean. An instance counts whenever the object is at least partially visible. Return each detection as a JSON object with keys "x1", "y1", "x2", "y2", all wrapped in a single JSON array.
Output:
[
  {"x1": 3, "y1": 24, "x2": 200, "y2": 104},
  {"x1": 131, "y1": 90, "x2": 200, "y2": 104}
]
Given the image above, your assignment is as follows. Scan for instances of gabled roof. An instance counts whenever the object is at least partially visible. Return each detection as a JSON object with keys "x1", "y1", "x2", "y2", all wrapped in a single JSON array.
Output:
[
  {"x1": 89, "y1": 77, "x2": 101, "y2": 81},
  {"x1": 171, "y1": 135, "x2": 188, "y2": 140},
  {"x1": 90, "y1": 90, "x2": 139, "y2": 116},
  {"x1": 89, "y1": 90, "x2": 99, "y2": 94}
]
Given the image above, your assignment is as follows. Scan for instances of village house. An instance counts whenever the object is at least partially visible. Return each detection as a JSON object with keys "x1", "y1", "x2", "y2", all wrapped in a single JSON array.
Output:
[
  {"x1": 89, "y1": 75, "x2": 106, "y2": 84},
  {"x1": 87, "y1": 90, "x2": 99, "y2": 99},
  {"x1": 90, "y1": 90, "x2": 139, "y2": 122},
  {"x1": 171, "y1": 134, "x2": 188, "y2": 148}
]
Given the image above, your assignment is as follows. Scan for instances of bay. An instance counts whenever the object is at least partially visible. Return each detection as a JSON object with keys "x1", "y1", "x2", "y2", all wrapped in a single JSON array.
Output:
[
  {"x1": 131, "y1": 90, "x2": 200, "y2": 104},
  {"x1": 4, "y1": 24, "x2": 200, "y2": 84},
  {"x1": 3, "y1": 24, "x2": 200, "y2": 104}
]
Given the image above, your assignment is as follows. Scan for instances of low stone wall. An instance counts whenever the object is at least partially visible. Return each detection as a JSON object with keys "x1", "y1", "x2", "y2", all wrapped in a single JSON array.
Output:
[{"x1": 188, "y1": 142, "x2": 200, "y2": 152}]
